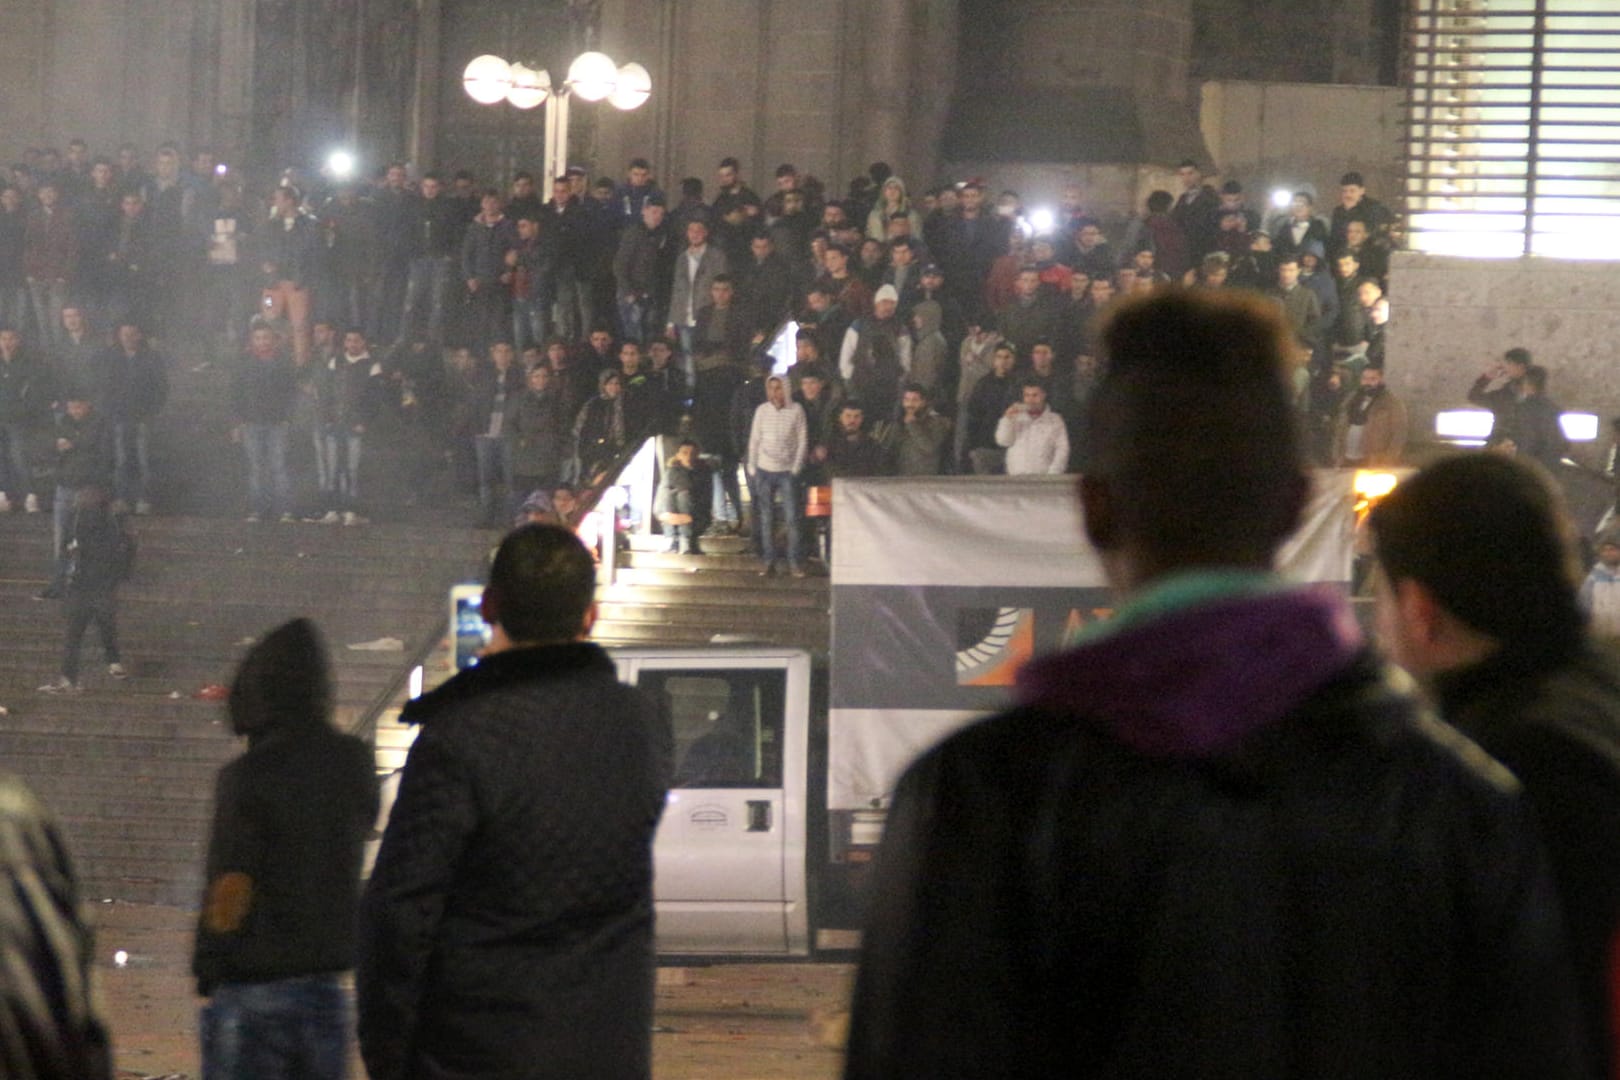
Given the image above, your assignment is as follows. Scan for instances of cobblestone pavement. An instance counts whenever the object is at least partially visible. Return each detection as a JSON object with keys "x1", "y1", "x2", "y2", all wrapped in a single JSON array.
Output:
[{"x1": 91, "y1": 901, "x2": 851, "y2": 1079}]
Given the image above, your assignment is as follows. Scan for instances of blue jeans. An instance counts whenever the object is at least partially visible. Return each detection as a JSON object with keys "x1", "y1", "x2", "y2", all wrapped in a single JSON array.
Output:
[
  {"x1": 200, "y1": 974, "x2": 348, "y2": 1080},
  {"x1": 319, "y1": 429, "x2": 363, "y2": 510},
  {"x1": 754, "y1": 468, "x2": 802, "y2": 567},
  {"x1": 513, "y1": 292, "x2": 552, "y2": 352},
  {"x1": 0, "y1": 421, "x2": 37, "y2": 497},
  {"x1": 242, "y1": 421, "x2": 290, "y2": 516},
  {"x1": 473, "y1": 434, "x2": 513, "y2": 521},
  {"x1": 400, "y1": 256, "x2": 451, "y2": 342},
  {"x1": 111, "y1": 420, "x2": 150, "y2": 505}
]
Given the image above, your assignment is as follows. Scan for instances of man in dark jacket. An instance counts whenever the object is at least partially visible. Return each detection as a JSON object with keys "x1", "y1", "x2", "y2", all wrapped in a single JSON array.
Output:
[
  {"x1": 192, "y1": 618, "x2": 378, "y2": 1079},
  {"x1": 1371, "y1": 452, "x2": 1620, "y2": 1079},
  {"x1": 230, "y1": 325, "x2": 297, "y2": 522},
  {"x1": 39, "y1": 485, "x2": 128, "y2": 693},
  {"x1": 0, "y1": 324, "x2": 52, "y2": 513},
  {"x1": 613, "y1": 195, "x2": 675, "y2": 345},
  {"x1": 845, "y1": 289, "x2": 1589, "y2": 1079},
  {"x1": 94, "y1": 320, "x2": 167, "y2": 515},
  {"x1": 358, "y1": 524, "x2": 670, "y2": 1080},
  {"x1": 41, "y1": 388, "x2": 113, "y2": 599},
  {"x1": 260, "y1": 185, "x2": 320, "y2": 367}
]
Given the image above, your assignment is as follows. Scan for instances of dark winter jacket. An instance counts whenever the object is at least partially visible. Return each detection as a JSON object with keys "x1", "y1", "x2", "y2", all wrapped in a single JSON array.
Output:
[
  {"x1": 506, "y1": 387, "x2": 570, "y2": 482},
  {"x1": 230, "y1": 351, "x2": 297, "y2": 425},
  {"x1": 0, "y1": 352, "x2": 54, "y2": 427},
  {"x1": 260, "y1": 212, "x2": 321, "y2": 286},
  {"x1": 357, "y1": 643, "x2": 670, "y2": 1080},
  {"x1": 319, "y1": 353, "x2": 386, "y2": 430},
  {"x1": 460, "y1": 214, "x2": 518, "y2": 285},
  {"x1": 63, "y1": 501, "x2": 127, "y2": 599},
  {"x1": 93, "y1": 345, "x2": 168, "y2": 423},
  {"x1": 847, "y1": 586, "x2": 1590, "y2": 1080},
  {"x1": 1434, "y1": 641, "x2": 1620, "y2": 1079},
  {"x1": 54, "y1": 408, "x2": 113, "y2": 491},
  {"x1": 191, "y1": 619, "x2": 377, "y2": 995}
]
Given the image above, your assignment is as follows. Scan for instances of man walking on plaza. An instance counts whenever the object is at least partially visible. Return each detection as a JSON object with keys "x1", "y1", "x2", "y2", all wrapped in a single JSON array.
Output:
[
  {"x1": 845, "y1": 290, "x2": 1589, "y2": 1077},
  {"x1": 358, "y1": 525, "x2": 671, "y2": 1080}
]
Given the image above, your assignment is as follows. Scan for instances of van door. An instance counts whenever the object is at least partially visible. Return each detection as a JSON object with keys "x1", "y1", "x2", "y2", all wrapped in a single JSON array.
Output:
[{"x1": 633, "y1": 654, "x2": 809, "y2": 956}]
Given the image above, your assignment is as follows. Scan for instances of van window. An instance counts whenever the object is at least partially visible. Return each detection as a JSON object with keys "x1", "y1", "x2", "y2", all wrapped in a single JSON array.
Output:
[{"x1": 638, "y1": 668, "x2": 786, "y2": 788}]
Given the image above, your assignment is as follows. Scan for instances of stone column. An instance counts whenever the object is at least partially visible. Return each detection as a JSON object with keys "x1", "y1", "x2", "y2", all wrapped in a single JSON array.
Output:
[{"x1": 861, "y1": 0, "x2": 911, "y2": 177}]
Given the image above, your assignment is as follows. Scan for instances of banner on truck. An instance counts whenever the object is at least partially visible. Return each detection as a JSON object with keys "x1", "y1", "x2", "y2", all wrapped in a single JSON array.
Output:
[{"x1": 828, "y1": 473, "x2": 1359, "y2": 811}]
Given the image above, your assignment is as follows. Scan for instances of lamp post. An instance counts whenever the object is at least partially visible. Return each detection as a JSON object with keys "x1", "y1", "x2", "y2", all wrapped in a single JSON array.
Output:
[{"x1": 463, "y1": 51, "x2": 652, "y2": 183}]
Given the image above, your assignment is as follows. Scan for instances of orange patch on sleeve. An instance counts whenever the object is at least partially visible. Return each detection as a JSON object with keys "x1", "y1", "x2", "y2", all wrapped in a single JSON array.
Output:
[{"x1": 203, "y1": 872, "x2": 254, "y2": 934}]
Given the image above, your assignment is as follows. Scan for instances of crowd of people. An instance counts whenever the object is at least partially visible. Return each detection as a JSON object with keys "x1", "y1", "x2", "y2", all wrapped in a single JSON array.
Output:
[{"x1": 0, "y1": 143, "x2": 1413, "y2": 573}]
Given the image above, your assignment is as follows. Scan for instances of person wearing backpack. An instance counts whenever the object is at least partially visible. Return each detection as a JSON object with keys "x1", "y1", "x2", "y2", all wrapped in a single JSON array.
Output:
[{"x1": 39, "y1": 484, "x2": 129, "y2": 693}]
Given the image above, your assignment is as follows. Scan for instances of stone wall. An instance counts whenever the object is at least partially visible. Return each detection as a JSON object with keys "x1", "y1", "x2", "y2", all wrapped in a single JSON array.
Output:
[
  {"x1": 1199, "y1": 79, "x2": 1403, "y2": 213},
  {"x1": 1388, "y1": 251, "x2": 1620, "y2": 466}
]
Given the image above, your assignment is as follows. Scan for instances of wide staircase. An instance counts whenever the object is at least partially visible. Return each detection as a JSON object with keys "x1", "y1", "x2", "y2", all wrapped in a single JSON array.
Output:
[{"x1": 0, "y1": 510, "x2": 494, "y2": 905}]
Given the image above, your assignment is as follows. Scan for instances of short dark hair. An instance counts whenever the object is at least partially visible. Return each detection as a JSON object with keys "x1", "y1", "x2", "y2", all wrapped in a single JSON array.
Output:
[
  {"x1": 1146, "y1": 190, "x2": 1173, "y2": 213},
  {"x1": 487, "y1": 524, "x2": 597, "y2": 643},
  {"x1": 1276, "y1": 254, "x2": 1300, "y2": 268},
  {"x1": 775, "y1": 163, "x2": 797, "y2": 178},
  {"x1": 1340, "y1": 171, "x2": 1365, "y2": 187},
  {"x1": 901, "y1": 382, "x2": 930, "y2": 399},
  {"x1": 1084, "y1": 290, "x2": 1305, "y2": 568},
  {"x1": 1371, "y1": 454, "x2": 1583, "y2": 653},
  {"x1": 1177, "y1": 159, "x2": 1201, "y2": 171},
  {"x1": 711, "y1": 273, "x2": 735, "y2": 287},
  {"x1": 513, "y1": 170, "x2": 533, "y2": 183},
  {"x1": 1292, "y1": 190, "x2": 1314, "y2": 205},
  {"x1": 1505, "y1": 347, "x2": 1532, "y2": 368},
  {"x1": 1524, "y1": 364, "x2": 1550, "y2": 393},
  {"x1": 1220, "y1": 180, "x2": 1243, "y2": 195},
  {"x1": 628, "y1": 157, "x2": 651, "y2": 171},
  {"x1": 719, "y1": 156, "x2": 741, "y2": 171}
]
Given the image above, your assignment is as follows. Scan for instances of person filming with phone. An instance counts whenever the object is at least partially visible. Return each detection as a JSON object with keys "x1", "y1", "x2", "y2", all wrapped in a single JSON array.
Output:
[{"x1": 995, "y1": 377, "x2": 1069, "y2": 475}]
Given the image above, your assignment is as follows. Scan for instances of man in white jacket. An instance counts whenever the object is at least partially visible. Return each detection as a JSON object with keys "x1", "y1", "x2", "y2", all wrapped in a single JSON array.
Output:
[
  {"x1": 747, "y1": 374, "x2": 808, "y2": 576},
  {"x1": 996, "y1": 379, "x2": 1069, "y2": 475}
]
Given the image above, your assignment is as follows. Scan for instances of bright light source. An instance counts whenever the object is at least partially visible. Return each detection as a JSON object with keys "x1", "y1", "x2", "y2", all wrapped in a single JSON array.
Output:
[
  {"x1": 114, "y1": 950, "x2": 129, "y2": 968},
  {"x1": 567, "y1": 51, "x2": 619, "y2": 102},
  {"x1": 1352, "y1": 470, "x2": 1399, "y2": 500},
  {"x1": 605, "y1": 485, "x2": 631, "y2": 511},
  {"x1": 408, "y1": 665, "x2": 424, "y2": 700},
  {"x1": 1561, "y1": 412, "x2": 1600, "y2": 442},
  {"x1": 506, "y1": 64, "x2": 550, "y2": 110},
  {"x1": 325, "y1": 150, "x2": 356, "y2": 179},
  {"x1": 1435, "y1": 409, "x2": 1496, "y2": 440},
  {"x1": 1028, "y1": 207, "x2": 1056, "y2": 235},
  {"x1": 608, "y1": 62, "x2": 652, "y2": 111},
  {"x1": 463, "y1": 54, "x2": 512, "y2": 105},
  {"x1": 1271, "y1": 188, "x2": 1292, "y2": 209}
]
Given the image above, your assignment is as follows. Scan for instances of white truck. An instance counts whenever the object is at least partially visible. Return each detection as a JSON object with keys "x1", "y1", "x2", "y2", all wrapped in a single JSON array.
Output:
[{"x1": 617, "y1": 472, "x2": 1363, "y2": 958}]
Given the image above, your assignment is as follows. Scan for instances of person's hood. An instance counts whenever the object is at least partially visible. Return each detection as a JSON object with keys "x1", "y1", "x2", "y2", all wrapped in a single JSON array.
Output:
[
  {"x1": 1016, "y1": 586, "x2": 1363, "y2": 759},
  {"x1": 913, "y1": 299, "x2": 943, "y2": 337},
  {"x1": 229, "y1": 618, "x2": 331, "y2": 740}
]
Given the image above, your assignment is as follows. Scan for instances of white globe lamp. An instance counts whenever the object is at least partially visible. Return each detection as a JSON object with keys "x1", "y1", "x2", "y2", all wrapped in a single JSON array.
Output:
[
  {"x1": 506, "y1": 64, "x2": 551, "y2": 110},
  {"x1": 567, "y1": 51, "x2": 619, "y2": 102},
  {"x1": 463, "y1": 54, "x2": 512, "y2": 105},
  {"x1": 608, "y1": 62, "x2": 652, "y2": 111}
]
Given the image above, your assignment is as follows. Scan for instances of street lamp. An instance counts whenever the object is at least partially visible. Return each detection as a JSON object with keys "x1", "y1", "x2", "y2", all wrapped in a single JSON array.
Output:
[{"x1": 462, "y1": 50, "x2": 651, "y2": 184}]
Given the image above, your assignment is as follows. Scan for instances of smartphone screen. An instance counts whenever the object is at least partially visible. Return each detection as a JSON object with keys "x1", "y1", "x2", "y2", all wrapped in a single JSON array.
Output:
[{"x1": 450, "y1": 584, "x2": 491, "y2": 670}]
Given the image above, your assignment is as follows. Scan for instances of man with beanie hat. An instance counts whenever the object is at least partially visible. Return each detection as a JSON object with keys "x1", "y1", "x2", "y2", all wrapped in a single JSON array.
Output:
[
  {"x1": 839, "y1": 283, "x2": 910, "y2": 421},
  {"x1": 1371, "y1": 452, "x2": 1620, "y2": 1078},
  {"x1": 192, "y1": 618, "x2": 379, "y2": 1078}
]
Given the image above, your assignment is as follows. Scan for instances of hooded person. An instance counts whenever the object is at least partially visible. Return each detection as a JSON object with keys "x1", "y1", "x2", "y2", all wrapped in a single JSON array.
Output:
[
  {"x1": 192, "y1": 618, "x2": 380, "y2": 1079},
  {"x1": 865, "y1": 176, "x2": 924, "y2": 243}
]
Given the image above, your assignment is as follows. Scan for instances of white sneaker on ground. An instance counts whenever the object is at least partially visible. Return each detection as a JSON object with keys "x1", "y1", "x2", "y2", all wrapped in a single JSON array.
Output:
[
  {"x1": 38, "y1": 676, "x2": 79, "y2": 694},
  {"x1": 320, "y1": 510, "x2": 342, "y2": 524},
  {"x1": 23, "y1": 493, "x2": 39, "y2": 513},
  {"x1": 108, "y1": 663, "x2": 128, "y2": 680},
  {"x1": 278, "y1": 512, "x2": 296, "y2": 523},
  {"x1": 244, "y1": 512, "x2": 261, "y2": 523},
  {"x1": 343, "y1": 511, "x2": 367, "y2": 526},
  {"x1": 135, "y1": 500, "x2": 152, "y2": 515},
  {"x1": 0, "y1": 493, "x2": 12, "y2": 512}
]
